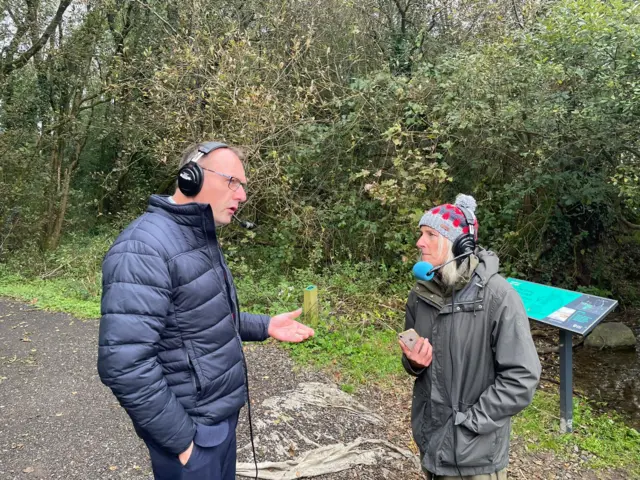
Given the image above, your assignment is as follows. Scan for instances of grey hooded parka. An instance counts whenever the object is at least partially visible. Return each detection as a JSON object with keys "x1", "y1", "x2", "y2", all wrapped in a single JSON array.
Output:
[{"x1": 403, "y1": 249, "x2": 541, "y2": 477}]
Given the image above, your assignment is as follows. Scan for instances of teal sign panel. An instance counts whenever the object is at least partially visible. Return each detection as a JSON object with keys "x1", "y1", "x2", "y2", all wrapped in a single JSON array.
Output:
[{"x1": 506, "y1": 278, "x2": 618, "y2": 335}]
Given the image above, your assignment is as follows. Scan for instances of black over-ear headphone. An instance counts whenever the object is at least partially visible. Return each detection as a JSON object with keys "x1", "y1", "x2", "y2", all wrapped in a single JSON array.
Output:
[
  {"x1": 177, "y1": 141, "x2": 228, "y2": 197},
  {"x1": 451, "y1": 206, "x2": 477, "y2": 258}
]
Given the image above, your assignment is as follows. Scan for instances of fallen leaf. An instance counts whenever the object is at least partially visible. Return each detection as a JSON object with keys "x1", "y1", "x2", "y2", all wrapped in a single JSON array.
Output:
[{"x1": 109, "y1": 465, "x2": 118, "y2": 471}]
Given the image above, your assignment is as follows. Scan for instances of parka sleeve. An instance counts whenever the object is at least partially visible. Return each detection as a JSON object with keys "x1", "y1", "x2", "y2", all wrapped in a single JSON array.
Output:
[
  {"x1": 401, "y1": 290, "x2": 427, "y2": 377},
  {"x1": 239, "y1": 312, "x2": 271, "y2": 341}
]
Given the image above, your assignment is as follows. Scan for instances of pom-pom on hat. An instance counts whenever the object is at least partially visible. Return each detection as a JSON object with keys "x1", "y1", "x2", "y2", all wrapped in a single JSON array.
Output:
[{"x1": 418, "y1": 194, "x2": 479, "y2": 244}]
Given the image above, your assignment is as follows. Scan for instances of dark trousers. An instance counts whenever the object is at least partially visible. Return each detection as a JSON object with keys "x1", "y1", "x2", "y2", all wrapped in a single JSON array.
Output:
[{"x1": 144, "y1": 415, "x2": 238, "y2": 480}]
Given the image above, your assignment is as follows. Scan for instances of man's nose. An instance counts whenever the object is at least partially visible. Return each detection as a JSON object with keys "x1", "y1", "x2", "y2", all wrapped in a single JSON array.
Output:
[{"x1": 234, "y1": 185, "x2": 247, "y2": 202}]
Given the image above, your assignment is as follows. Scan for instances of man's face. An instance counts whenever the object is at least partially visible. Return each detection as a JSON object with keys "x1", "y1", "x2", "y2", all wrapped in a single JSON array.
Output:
[
  {"x1": 416, "y1": 226, "x2": 449, "y2": 266},
  {"x1": 194, "y1": 149, "x2": 247, "y2": 226}
]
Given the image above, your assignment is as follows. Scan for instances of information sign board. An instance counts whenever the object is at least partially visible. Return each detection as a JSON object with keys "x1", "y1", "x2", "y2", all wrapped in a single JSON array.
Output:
[{"x1": 507, "y1": 278, "x2": 618, "y2": 335}]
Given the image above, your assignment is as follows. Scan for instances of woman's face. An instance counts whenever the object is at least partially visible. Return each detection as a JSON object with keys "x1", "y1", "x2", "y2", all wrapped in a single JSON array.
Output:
[{"x1": 416, "y1": 226, "x2": 449, "y2": 266}]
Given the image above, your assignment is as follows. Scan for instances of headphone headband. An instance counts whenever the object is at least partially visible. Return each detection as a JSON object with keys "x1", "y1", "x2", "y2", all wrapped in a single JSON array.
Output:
[
  {"x1": 198, "y1": 141, "x2": 228, "y2": 156},
  {"x1": 458, "y1": 206, "x2": 476, "y2": 240},
  {"x1": 452, "y1": 205, "x2": 477, "y2": 258},
  {"x1": 190, "y1": 141, "x2": 229, "y2": 164}
]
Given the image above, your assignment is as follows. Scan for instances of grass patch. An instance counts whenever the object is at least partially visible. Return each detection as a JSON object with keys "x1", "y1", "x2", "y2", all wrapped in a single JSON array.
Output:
[
  {"x1": 0, "y1": 231, "x2": 111, "y2": 318},
  {"x1": 0, "y1": 265, "x2": 101, "y2": 318},
  {"x1": 281, "y1": 323, "x2": 403, "y2": 384},
  {"x1": 1, "y1": 234, "x2": 639, "y2": 476},
  {"x1": 232, "y1": 258, "x2": 410, "y2": 387},
  {"x1": 513, "y1": 389, "x2": 640, "y2": 476}
]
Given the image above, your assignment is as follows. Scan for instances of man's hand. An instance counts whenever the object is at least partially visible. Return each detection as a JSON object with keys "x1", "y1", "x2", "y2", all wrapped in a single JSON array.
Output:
[
  {"x1": 178, "y1": 441, "x2": 194, "y2": 466},
  {"x1": 399, "y1": 336, "x2": 433, "y2": 369},
  {"x1": 268, "y1": 308, "x2": 315, "y2": 343}
]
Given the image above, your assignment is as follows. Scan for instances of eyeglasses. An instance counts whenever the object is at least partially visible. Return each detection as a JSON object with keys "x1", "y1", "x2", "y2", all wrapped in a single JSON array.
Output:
[{"x1": 200, "y1": 166, "x2": 247, "y2": 192}]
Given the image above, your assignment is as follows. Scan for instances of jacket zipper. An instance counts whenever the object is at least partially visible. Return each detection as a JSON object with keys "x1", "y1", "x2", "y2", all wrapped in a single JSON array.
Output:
[
  {"x1": 187, "y1": 354, "x2": 201, "y2": 394},
  {"x1": 201, "y1": 215, "x2": 249, "y2": 393}
]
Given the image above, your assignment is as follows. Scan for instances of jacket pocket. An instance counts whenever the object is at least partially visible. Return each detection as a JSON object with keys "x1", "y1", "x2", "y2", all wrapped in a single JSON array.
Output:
[
  {"x1": 187, "y1": 353, "x2": 202, "y2": 398},
  {"x1": 451, "y1": 424, "x2": 496, "y2": 468},
  {"x1": 440, "y1": 406, "x2": 496, "y2": 469},
  {"x1": 492, "y1": 421, "x2": 511, "y2": 467},
  {"x1": 411, "y1": 381, "x2": 430, "y2": 455}
]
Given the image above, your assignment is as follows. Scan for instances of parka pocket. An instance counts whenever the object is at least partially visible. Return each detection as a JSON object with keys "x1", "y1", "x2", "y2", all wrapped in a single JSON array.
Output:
[
  {"x1": 411, "y1": 381, "x2": 431, "y2": 455},
  {"x1": 440, "y1": 404, "x2": 497, "y2": 468},
  {"x1": 451, "y1": 423, "x2": 496, "y2": 468}
]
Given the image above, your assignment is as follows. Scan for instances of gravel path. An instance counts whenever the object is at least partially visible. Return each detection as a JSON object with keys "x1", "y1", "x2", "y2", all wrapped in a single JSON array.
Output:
[{"x1": 0, "y1": 298, "x2": 630, "y2": 479}]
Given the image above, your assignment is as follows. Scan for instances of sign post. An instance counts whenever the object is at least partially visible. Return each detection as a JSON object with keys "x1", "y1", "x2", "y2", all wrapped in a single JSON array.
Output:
[
  {"x1": 506, "y1": 278, "x2": 618, "y2": 433},
  {"x1": 303, "y1": 285, "x2": 319, "y2": 324},
  {"x1": 559, "y1": 329, "x2": 573, "y2": 433}
]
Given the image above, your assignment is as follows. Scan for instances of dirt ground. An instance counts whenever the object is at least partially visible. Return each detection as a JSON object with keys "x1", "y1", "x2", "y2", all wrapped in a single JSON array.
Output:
[{"x1": 0, "y1": 298, "x2": 631, "y2": 479}]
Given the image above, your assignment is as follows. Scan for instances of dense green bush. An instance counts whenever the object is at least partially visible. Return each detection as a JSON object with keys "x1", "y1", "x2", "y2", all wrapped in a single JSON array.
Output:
[{"x1": 1, "y1": 0, "x2": 639, "y2": 301}]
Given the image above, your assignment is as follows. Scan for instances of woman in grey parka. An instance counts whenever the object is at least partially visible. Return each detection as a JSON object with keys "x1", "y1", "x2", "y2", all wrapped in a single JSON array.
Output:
[{"x1": 399, "y1": 194, "x2": 541, "y2": 480}]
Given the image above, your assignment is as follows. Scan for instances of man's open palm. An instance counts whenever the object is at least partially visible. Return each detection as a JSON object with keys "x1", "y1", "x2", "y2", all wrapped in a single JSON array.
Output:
[{"x1": 268, "y1": 308, "x2": 315, "y2": 343}]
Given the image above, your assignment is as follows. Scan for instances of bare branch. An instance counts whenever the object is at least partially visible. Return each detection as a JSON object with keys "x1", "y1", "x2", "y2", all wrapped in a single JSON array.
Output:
[
  {"x1": 133, "y1": 0, "x2": 178, "y2": 35},
  {"x1": 3, "y1": 22, "x2": 29, "y2": 61},
  {"x1": 621, "y1": 216, "x2": 640, "y2": 230},
  {"x1": 391, "y1": 0, "x2": 406, "y2": 16},
  {"x1": 512, "y1": 0, "x2": 524, "y2": 29},
  {"x1": 6, "y1": 7, "x2": 19, "y2": 24},
  {"x1": 77, "y1": 98, "x2": 111, "y2": 113},
  {"x1": 1, "y1": 0, "x2": 73, "y2": 76},
  {"x1": 621, "y1": 146, "x2": 640, "y2": 159}
]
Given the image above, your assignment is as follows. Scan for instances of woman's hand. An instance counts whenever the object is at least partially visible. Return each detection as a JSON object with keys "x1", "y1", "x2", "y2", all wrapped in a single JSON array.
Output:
[{"x1": 399, "y1": 336, "x2": 433, "y2": 368}]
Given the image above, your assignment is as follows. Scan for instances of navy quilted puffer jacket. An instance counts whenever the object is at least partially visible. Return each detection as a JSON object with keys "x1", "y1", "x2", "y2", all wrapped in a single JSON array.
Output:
[{"x1": 97, "y1": 195, "x2": 270, "y2": 455}]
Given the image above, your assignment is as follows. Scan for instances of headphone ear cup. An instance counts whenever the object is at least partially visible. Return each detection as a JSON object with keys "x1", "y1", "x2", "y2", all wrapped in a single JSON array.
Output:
[
  {"x1": 453, "y1": 234, "x2": 475, "y2": 258},
  {"x1": 177, "y1": 163, "x2": 204, "y2": 197}
]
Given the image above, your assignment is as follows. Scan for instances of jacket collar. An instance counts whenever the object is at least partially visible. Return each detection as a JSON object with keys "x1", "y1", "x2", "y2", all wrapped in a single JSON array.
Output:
[
  {"x1": 473, "y1": 248, "x2": 500, "y2": 286},
  {"x1": 147, "y1": 194, "x2": 216, "y2": 229},
  {"x1": 413, "y1": 248, "x2": 500, "y2": 308}
]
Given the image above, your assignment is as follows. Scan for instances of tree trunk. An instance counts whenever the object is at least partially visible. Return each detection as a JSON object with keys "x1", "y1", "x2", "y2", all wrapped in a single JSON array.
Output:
[
  {"x1": 48, "y1": 164, "x2": 73, "y2": 250},
  {"x1": 46, "y1": 137, "x2": 85, "y2": 250},
  {"x1": 42, "y1": 136, "x2": 64, "y2": 246}
]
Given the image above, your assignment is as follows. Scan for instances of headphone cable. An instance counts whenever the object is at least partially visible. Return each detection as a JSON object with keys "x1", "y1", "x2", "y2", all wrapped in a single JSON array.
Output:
[
  {"x1": 450, "y1": 288, "x2": 463, "y2": 480},
  {"x1": 242, "y1": 356, "x2": 259, "y2": 480}
]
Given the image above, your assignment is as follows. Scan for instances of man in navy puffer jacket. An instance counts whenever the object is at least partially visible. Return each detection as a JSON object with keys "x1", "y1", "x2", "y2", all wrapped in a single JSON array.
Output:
[{"x1": 97, "y1": 142, "x2": 314, "y2": 480}]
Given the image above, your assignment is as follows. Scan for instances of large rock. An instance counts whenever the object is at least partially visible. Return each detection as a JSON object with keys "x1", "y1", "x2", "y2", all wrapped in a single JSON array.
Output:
[{"x1": 584, "y1": 322, "x2": 636, "y2": 350}]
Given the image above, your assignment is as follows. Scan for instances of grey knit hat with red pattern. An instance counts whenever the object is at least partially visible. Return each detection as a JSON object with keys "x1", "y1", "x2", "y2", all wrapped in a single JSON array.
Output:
[{"x1": 419, "y1": 194, "x2": 479, "y2": 244}]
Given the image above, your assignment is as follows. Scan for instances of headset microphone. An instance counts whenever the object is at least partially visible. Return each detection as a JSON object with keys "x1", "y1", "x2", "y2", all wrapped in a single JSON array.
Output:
[
  {"x1": 232, "y1": 214, "x2": 256, "y2": 230},
  {"x1": 412, "y1": 251, "x2": 473, "y2": 281},
  {"x1": 413, "y1": 261, "x2": 436, "y2": 281}
]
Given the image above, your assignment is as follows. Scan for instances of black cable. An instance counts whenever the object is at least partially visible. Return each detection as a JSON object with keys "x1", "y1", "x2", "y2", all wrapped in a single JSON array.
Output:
[
  {"x1": 450, "y1": 288, "x2": 463, "y2": 480},
  {"x1": 235, "y1": 293, "x2": 259, "y2": 480},
  {"x1": 242, "y1": 356, "x2": 259, "y2": 480}
]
